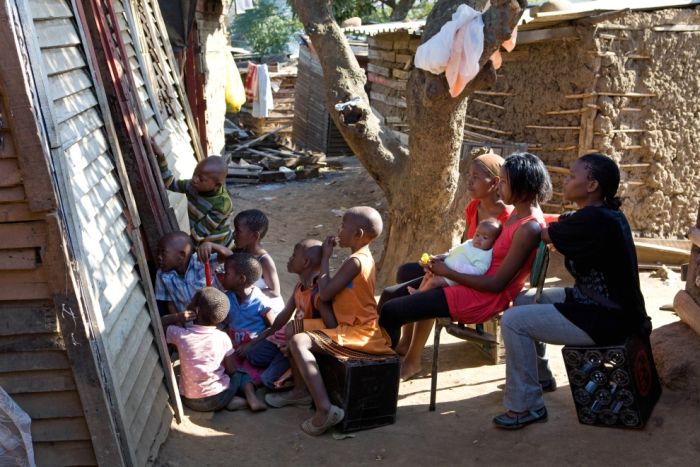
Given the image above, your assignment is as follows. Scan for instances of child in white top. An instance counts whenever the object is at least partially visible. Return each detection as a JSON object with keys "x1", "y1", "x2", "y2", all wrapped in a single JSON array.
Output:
[{"x1": 412, "y1": 219, "x2": 502, "y2": 293}]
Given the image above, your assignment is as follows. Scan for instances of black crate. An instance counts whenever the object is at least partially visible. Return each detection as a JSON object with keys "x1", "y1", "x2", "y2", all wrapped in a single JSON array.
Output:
[
  {"x1": 315, "y1": 349, "x2": 400, "y2": 433},
  {"x1": 562, "y1": 335, "x2": 661, "y2": 428}
]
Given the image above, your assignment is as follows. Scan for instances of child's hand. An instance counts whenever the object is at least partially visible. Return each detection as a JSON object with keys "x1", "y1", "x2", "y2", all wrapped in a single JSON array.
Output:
[
  {"x1": 150, "y1": 136, "x2": 165, "y2": 157},
  {"x1": 197, "y1": 242, "x2": 213, "y2": 261},
  {"x1": 322, "y1": 236, "x2": 337, "y2": 258},
  {"x1": 236, "y1": 341, "x2": 253, "y2": 358}
]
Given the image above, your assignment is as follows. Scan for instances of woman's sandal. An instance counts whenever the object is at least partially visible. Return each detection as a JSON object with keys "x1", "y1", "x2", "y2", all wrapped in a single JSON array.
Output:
[
  {"x1": 300, "y1": 405, "x2": 345, "y2": 436},
  {"x1": 493, "y1": 406, "x2": 548, "y2": 430}
]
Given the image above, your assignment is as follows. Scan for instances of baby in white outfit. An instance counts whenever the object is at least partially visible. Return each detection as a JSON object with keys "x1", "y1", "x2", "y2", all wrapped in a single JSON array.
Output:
[{"x1": 411, "y1": 219, "x2": 502, "y2": 293}]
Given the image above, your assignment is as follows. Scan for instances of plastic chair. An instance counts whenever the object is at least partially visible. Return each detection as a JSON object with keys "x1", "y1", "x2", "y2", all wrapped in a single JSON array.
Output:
[{"x1": 428, "y1": 241, "x2": 550, "y2": 411}]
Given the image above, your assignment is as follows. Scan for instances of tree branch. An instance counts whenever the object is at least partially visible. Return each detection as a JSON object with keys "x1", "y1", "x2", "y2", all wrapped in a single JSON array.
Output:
[{"x1": 291, "y1": 0, "x2": 403, "y2": 193}]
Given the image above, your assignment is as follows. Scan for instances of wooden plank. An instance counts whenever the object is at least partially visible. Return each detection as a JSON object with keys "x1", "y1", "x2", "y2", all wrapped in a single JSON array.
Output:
[
  {"x1": 653, "y1": 24, "x2": 700, "y2": 32},
  {"x1": 130, "y1": 381, "x2": 167, "y2": 454},
  {"x1": 517, "y1": 26, "x2": 578, "y2": 44},
  {"x1": 35, "y1": 18, "x2": 81, "y2": 48},
  {"x1": 0, "y1": 131, "x2": 16, "y2": 158},
  {"x1": 0, "y1": 158, "x2": 21, "y2": 187},
  {"x1": 48, "y1": 68, "x2": 93, "y2": 101},
  {"x1": 32, "y1": 417, "x2": 91, "y2": 442},
  {"x1": 135, "y1": 395, "x2": 172, "y2": 467},
  {"x1": 689, "y1": 227, "x2": 700, "y2": 249},
  {"x1": 12, "y1": 390, "x2": 84, "y2": 419},
  {"x1": 0, "y1": 203, "x2": 46, "y2": 222},
  {"x1": 114, "y1": 312, "x2": 151, "y2": 393},
  {"x1": 0, "y1": 185, "x2": 27, "y2": 203},
  {"x1": 44, "y1": 213, "x2": 127, "y2": 466},
  {"x1": 34, "y1": 441, "x2": 97, "y2": 467},
  {"x1": 674, "y1": 290, "x2": 700, "y2": 337},
  {"x1": 58, "y1": 107, "x2": 105, "y2": 149},
  {"x1": 28, "y1": 0, "x2": 73, "y2": 20},
  {"x1": 0, "y1": 350, "x2": 70, "y2": 372},
  {"x1": 0, "y1": 369, "x2": 76, "y2": 393},
  {"x1": 104, "y1": 285, "x2": 147, "y2": 358},
  {"x1": 0, "y1": 333, "x2": 63, "y2": 352},
  {"x1": 0, "y1": 281, "x2": 51, "y2": 301},
  {"x1": 123, "y1": 345, "x2": 160, "y2": 426},
  {"x1": 0, "y1": 248, "x2": 40, "y2": 270},
  {"x1": 53, "y1": 88, "x2": 99, "y2": 124},
  {"x1": 0, "y1": 303, "x2": 57, "y2": 336},
  {"x1": 635, "y1": 241, "x2": 690, "y2": 265},
  {"x1": 41, "y1": 46, "x2": 86, "y2": 76}
]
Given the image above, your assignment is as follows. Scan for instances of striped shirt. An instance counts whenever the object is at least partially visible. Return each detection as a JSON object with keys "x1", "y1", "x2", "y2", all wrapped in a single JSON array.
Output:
[
  {"x1": 159, "y1": 158, "x2": 234, "y2": 247},
  {"x1": 155, "y1": 253, "x2": 222, "y2": 312}
]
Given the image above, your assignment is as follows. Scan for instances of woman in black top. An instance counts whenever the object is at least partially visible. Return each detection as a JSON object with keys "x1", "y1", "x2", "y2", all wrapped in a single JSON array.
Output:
[{"x1": 493, "y1": 153, "x2": 650, "y2": 429}]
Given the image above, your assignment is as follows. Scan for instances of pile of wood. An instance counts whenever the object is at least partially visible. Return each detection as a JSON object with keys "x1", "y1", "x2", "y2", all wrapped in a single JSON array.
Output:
[
  {"x1": 366, "y1": 31, "x2": 420, "y2": 147},
  {"x1": 239, "y1": 65, "x2": 297, "y2": 142},
  {"x1": 225, "y1": 126, "x2": 343, "y2": 184}
]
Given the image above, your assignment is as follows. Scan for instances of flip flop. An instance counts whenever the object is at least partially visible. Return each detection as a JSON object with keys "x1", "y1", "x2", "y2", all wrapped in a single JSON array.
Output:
[
  {"x1": 265, "y1": 391, "x2": 312, "y2": 408},
  {"x1": 493, "y1": 406, "x2": 548, "y2": 430},
  {"x1": 300, "y1": 405, "x2": 345, "y2": 436}
]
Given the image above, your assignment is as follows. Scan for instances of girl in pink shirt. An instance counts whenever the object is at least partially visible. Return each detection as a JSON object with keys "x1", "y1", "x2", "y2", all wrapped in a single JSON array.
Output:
[{"x1": 163, "y1": 287, "x2": 265, "y2": 412}]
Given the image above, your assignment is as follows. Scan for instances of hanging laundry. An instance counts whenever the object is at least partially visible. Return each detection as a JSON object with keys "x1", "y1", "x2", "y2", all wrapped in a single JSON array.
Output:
[
  {"x1": 225, "y1": 53, "x2": 246, "y2": 113},
  {"x1": 244, "y1": 61, "x2": 259, "y2": 102},
  {"x1": 415, "y1": 3, "x2": 486, "y2": 97},
  {"x1": 490, "y1": 26, "x2": 518, "y2": 71},
  {"x1": 252, "y1": 64, "x2": 274, "y2": 118}
]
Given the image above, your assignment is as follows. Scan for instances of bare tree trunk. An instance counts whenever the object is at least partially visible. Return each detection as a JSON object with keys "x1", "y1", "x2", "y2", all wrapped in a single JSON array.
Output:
[
  {"x1": 389, "y1": 0, "x2": 415, "y2": 21},
  {"x1": 292, "y1": 0, "x2": 526, "y2": 286}
]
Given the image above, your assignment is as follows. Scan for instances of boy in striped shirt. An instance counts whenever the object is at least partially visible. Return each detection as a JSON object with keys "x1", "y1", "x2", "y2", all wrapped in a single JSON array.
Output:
[{"x1": 153, "y1": 140, "x2": 233, "y2": 247}]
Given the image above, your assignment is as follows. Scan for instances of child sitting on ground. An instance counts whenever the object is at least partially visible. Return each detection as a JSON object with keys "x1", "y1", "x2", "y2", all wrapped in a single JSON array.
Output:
[
  {"x1": 152, "y1": 139, "x2": 233, "y2": 247},
  {"x1": 245, "y1": 239, "x2": 325, "y2": 389},
  {"x1": 162, "y1": 287, "x2": 265, "y2": 412},
  {"x1": 222, "y1": 252, "x2": 288, "y2": 389},
  {"x1": 232, "y1": 209, "x2": 284, "y2": 312},
  {"x1": 265, "y1": 206, "x2": 394, "y2": 436},
  {"x1": 411, "y1": 218, "x2": 502, "y2": 293},
  {"x1": 155, "y1": 231, "x2": 221, "y2": 315}
]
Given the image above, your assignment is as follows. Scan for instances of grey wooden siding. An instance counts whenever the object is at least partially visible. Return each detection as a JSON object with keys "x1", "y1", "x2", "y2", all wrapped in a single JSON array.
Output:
[
  {"x1": 22, "y1": 0, "x2": 174, "y2": 464},
  {"x1": 114, "y1": 0, "x2": 197, "y2": 232}
]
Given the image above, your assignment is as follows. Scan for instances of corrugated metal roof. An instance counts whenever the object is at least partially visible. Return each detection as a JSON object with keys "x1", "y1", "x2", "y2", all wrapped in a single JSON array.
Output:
[{"x1": 342, "y1": 20, "x2": 425, "y2": 36}]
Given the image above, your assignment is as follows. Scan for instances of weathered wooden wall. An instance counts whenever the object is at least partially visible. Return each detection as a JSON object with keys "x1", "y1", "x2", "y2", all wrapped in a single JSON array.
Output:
[{"x1": 1, "y1": 0, "x2": 181, "y2": 465}]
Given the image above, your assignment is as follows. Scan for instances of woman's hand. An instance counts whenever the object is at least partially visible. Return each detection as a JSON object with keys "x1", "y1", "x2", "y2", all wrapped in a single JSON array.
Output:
[
  {"x1": 426, "y1": 258, "x2": 450, "y2": 277},
  {"x1": 322, "y1": 235, "x2": 337, "y2": 259}
]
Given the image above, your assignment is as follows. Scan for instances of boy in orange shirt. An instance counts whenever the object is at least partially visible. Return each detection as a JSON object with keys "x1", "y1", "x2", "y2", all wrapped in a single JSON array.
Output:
[{"x1": 265, "y1": 207, "x2": 393, "y2": 436}]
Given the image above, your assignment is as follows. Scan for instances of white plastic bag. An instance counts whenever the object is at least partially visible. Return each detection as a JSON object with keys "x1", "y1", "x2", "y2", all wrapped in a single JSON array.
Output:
[{"x1": 0, "y1": 386, "x2": 35, "y2": 466}]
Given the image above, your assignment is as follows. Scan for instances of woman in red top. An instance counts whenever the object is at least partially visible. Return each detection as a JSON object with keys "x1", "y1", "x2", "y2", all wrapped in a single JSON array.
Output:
[
  {"x1": 379, "y1": 153, "x2": 551, "y2": 380},
  {"x1": 392, "y1": 152, "x2": 512, "y2": 380}
]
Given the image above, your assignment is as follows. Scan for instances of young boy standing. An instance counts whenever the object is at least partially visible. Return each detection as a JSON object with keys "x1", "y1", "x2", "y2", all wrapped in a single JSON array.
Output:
[
  {"x1": 152, "y1": 140, "x2": 233, "y2": 247},
  {"x1": 266, "y1": 207, "x2": 394, "y2": 436}
]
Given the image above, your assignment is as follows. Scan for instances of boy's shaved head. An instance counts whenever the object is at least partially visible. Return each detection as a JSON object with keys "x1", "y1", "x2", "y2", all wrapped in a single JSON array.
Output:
[
  {"x1": 198, "y1": 156, "x2": 228, "y2": 183},
  {"x1": 345, "y1": 206, "x2": 383, "y2": 239},
  {"x1": 161, "y1": 231, "x2": 193, "y2": 252},
  {"x1": 299, "y1": 238, "x2": 322, "y2": 267},
  {"x1": 190, "y1": 287, "x2": 230, "y2": 325}
]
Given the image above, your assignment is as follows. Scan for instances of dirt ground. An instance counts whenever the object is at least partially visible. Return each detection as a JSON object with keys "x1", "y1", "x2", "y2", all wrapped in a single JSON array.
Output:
[{"x1": 155, "y1": 158, "x2": 699, "y2": 466}]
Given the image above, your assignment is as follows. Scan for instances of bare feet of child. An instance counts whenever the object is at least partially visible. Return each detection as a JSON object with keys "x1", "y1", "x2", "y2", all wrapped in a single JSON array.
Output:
[
  {"x1": 265, "y1": 388, "x2": 313, "y2": 408},
  {"x1": 400, "y1": 360, "x2": 422, "y2": 381},
  {"x1": 226, "y1": 396, "x2": 247, "y2": 411},
  {"x1": 272, "y1": 369, "x2": 293, "y2": 389},
  {"x1": 242, "y1": 383, "x2": 267, "y2": 412},
  {"x1": 407, "y1": 286, "x2": 417, "y2": 295}
]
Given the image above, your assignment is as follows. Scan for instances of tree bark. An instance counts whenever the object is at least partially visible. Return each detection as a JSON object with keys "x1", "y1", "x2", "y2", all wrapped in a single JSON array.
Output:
[
  {"x1": 389, "y1": 0, "x2": 415, "y2": 21},
  {"x1": 292, "y1": 0, "x2": 527, "y2": 286}
]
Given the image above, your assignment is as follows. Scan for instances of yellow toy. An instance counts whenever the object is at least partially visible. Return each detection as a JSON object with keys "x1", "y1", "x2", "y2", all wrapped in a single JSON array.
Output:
[{"x1": 419, "y1": 253, "x2": 431, "y2": 265}]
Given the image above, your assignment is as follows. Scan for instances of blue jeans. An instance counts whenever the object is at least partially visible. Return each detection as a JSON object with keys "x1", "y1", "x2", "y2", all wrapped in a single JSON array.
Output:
[
  {"x1": 503, "y1": 288, "x2": 595, "y2": 412},
  {"x1": 246, "y1": 339, "x2": 290, "y2": 389},
  {"x1": 181, "y1": 370, "x2": 251, "y2": 412}
]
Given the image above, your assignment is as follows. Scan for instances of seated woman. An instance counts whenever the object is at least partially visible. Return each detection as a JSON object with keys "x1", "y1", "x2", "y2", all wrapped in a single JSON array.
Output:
[
  {"x1": 493, "y1": 153, "x2": 651, "y2": 429},
  {"x1": 393, "y1": 152, "x2": 513, "y2": 380},
  {"x1": 378, "y1": 153, "x2": 552, "y2": 378}
]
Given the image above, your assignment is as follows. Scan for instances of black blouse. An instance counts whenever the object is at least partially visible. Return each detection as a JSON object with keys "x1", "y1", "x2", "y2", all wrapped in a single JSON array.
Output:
[{"x1": 548, "y1": 206, "x2": 649, "y2": 344}]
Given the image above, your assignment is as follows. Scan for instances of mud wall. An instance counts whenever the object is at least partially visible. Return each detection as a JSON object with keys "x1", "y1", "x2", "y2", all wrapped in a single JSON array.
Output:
[{"x1": 464, "y1": 8, "x2": 700, "y2": 238}]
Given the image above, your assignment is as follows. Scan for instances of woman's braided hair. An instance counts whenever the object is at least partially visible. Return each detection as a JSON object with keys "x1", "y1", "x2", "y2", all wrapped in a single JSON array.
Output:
[{"x1": 579, "y1": 153, "x2": 622, "y2": 210}]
